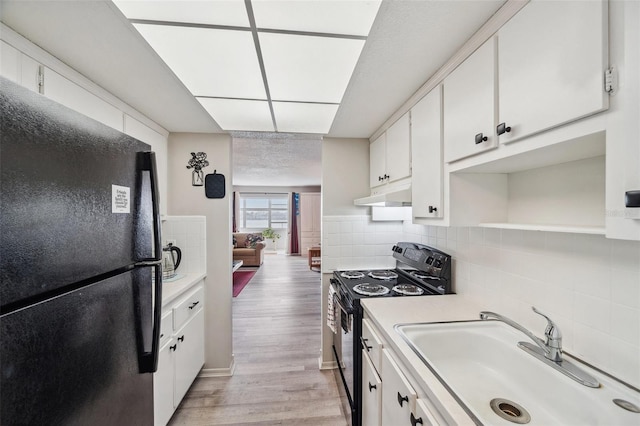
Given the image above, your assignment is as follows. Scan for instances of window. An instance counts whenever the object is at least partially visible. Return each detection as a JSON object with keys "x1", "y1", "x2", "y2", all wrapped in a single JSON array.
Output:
[{"x1": 238, "y1": 193, "x2": 289, "y2": 230}]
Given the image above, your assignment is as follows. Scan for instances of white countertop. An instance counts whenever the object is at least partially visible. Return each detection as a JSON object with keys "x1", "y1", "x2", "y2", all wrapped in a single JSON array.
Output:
[
  {"x1": 361, "y1": 295, "x2": 484, "y2": 425},
  {"x1": 161, "y1": 272, "x2": 206, "y2": 307}
]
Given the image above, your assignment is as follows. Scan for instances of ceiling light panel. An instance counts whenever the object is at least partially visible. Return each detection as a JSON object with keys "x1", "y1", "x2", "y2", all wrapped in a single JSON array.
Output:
[
  {"x1": 260, "y1": 33, "x2": 365, "y2": 103},
  {"x1": 272, "y1": 102, "x2": 339, "y2": 134},
  {"x1": 197, "y1": 98, "x2": 274, "y2": 132},
  {"x1": 113, "y1": 0, "x2": 250, "y2": 27},
  {"x1": 133, "y1": 24, "x2": 266, "y2": 99},
  {"x1": 251, "y1": 0, "x2": 381, "y2": 36}
]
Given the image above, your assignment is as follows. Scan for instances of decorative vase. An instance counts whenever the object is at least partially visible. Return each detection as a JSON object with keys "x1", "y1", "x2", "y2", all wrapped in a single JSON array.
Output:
[{"x1": 192, "y1": 169, "x2": 204, "y2": 186}]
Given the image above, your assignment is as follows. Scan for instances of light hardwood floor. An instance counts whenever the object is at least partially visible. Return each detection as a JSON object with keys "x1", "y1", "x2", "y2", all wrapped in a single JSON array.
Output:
[{"x1": 168, "y1": 254, "x2": 348, "y2": 426}]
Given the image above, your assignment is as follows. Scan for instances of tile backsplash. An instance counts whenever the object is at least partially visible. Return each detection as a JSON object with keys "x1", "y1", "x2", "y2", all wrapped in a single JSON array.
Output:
[
  {"x1": 161, "y1": 215, "x2": 206, "y2": 275},
  {"x1": 322, "y1": 214, "x2": 640, "y2": 387}
]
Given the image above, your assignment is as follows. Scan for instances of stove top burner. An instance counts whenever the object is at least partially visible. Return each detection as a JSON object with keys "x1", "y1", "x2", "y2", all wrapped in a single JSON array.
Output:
[
  {"x1": 352, "y1": 283, "x2": 391, "y2": 296},
  {"x1": 392, "y1": 284, "x2": 424, "y2": 296},
  {"x1": 409, "y1": 270, "x2": 431, "y2": 280},
  {"x1": 340, "y1": 271, "x2": 365, "y2": 279},
  {"x1": 368, "y1": 270, "x2": 398, "y2": 280}
]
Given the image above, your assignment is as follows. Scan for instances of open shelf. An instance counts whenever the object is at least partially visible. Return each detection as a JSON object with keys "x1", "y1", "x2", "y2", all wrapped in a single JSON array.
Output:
[{"x1": 478, "y1": 223, "x2": 605, "y2": 235}]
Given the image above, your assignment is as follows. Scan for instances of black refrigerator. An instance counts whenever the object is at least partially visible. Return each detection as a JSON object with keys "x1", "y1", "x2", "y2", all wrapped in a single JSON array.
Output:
[{"x1": 0, "y1": 77, "x2": 162, "y2": 425}]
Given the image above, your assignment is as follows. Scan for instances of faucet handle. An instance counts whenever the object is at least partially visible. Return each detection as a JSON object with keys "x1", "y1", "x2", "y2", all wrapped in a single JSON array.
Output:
[{"x1": 532, "y1": 306, "x2": 562, "y2": 350}]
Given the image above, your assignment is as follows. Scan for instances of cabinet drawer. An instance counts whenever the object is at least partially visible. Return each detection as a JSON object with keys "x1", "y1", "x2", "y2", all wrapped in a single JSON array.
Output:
[
  {"x1": 159, "y1": 310, "x2": 173, "y2": 346},
  {"x1": 173, "y1": 285, "x2": 204, "y2": 331},
  {"x1": 362, "y1": 318, "x2": 384, "y2": 372}
]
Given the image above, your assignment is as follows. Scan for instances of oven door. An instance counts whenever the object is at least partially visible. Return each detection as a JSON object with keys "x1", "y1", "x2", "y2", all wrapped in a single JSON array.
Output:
[{"x1": 330, "y1": 279, "x2": 355, "y2": 426}]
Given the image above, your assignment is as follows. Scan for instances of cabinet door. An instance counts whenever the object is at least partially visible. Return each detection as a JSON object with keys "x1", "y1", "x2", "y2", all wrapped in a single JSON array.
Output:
[
  {"x1": 43, "y1": 67, "x2": 124, "y2": 131},
  {"x1": 386, "y1": 112, "x2": 411, "y2": 183},
  {"x1": 381, "y1": 349, "x2": 416, "y2": 426},
  {"x1": 413, "y1": 398, "x2": 440, "y2": 426},
  {"x1": 362, "y1": 351, "x2": 382, "y2": 426},
  {"x1": 411, "y1": 86, "x2": 443, "y2": 219},
  {"x1": 370, "y1": 133, "x2": 387, "y2": 188},
  {"x1": 154, "y1": 339, "x2": 176, "y2": 426},
  {"x1": 443, "y1": 38, "x2": 496, "y2": 163},
  {"x1": 174, "y1": 308, "x2": 205, "y2": 405},
  {"x1": 498, "y1": 0, "x2": 608, "y2": 144}
]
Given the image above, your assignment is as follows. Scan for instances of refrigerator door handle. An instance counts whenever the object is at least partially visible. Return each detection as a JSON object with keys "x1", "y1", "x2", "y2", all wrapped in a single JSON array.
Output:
[
  {"x1": 135, "y1": 151, "x2": 162, "y2": 373},
  {"x1": 137, "y1": 151, "x2": 162, "y2": 262},
  {"x1": 137, "y1": 261, "x2": 163, "y2": 373}
]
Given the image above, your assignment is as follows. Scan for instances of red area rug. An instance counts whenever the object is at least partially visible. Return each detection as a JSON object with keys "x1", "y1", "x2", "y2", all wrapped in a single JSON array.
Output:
[{"x1": 233, "y1": 270, "x2": 256, "y2": 297}]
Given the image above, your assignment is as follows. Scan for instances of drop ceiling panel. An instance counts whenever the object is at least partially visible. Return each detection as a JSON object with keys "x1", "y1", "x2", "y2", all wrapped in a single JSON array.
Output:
[
  {"x1": 134, "y1": 23, "x2": 266, "y2": 99},
  {"x1": 273, "y1": 102, "x2": 338, "y2": 134},
  {"x1": 260, "y1": 32, "x2": 365, "y2": 103},
  {"x1": 252, "y1": 0, "x2": 381, "y2": 36},
  {"x1": 197, "y1": 98, "x2": 274, "y2": 132},
  {"x1": 113, "y1": 0, "x2": 250, "y2": 27}
]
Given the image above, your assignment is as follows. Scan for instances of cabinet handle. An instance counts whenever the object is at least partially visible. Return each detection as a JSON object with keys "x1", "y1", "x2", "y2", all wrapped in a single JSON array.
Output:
[
  {"x1": 475, "y1": 133, "x2": 488, "y2": 144},
  {"x1": 497, "y1": 122, "x2": 512, "y2": 135},
  {"x1": 169, "y1": 344, "x2": 177, "y2": 352},
  {"x1": 189, "y1": 301, "x2": 200, "y2": 310},
  {"x1": 383, "y1": 174, "x2": 390, "y2": 180},
  {"x1": 410, "y1": 413, "x2": 424, "y2": 426},
  {"x1": 378, "y1": 176, "x2": 384, "y2": 181},
  {"x1": 368, "y1": 382, "x2": 377, "y2": 392},
  {"x1": 428, "y1": 206, "x2": 437, "y2": 213},
  {"x1": 178, "y1": 335, "x2": 185, "y2": 342},
  {"x1": 361, "y1": 337, "x2": 372, "y2": 352},
  {"x1": 397, "y1": 392, "x2": 409, "y2": 407}
]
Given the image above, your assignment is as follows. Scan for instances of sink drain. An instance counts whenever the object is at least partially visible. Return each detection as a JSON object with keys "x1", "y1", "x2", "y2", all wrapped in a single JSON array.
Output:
[{"x1": 490, "y1": 398, "x2": 531, "y2": 424}]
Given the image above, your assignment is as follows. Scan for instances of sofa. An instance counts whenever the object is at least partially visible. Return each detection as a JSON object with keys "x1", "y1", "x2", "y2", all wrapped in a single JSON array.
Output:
[{"x1": 232, "y1": 232, "x2": 265, "y2": 267}]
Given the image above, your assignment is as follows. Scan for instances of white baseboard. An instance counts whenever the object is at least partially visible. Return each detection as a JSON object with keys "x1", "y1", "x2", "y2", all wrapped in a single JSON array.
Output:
[
  {"x1": 198, "y1": 358, "x2": 236, "y2": 377},
  {"x1": 318, "y1": 357, "x2": 338, "y2": 370}
]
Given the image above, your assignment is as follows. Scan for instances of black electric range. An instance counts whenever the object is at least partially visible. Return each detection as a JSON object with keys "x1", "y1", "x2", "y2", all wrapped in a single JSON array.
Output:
[{"x1": 329, "y1": 242, "x2": 453, "y2": 426}]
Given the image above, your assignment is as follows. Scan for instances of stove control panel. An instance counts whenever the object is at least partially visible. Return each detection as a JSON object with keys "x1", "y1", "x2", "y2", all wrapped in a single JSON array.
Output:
[{"x1": 392, "y1": 242, "x2": 451, "y2": 281}]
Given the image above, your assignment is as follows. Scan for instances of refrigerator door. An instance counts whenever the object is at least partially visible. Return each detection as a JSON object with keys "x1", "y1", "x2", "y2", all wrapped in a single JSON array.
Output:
[
  {"x1": 1, "y1": 267, "x2": 154, "y2": 426},
  {"x1": 0, "y1": 78, "x2": 155, "y2": 311}
]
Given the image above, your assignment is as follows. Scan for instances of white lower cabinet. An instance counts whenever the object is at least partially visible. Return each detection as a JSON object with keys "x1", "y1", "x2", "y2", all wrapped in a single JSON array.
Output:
[
  {"x1": 413, "y1": 398, "x2": 440, "y2": 426},
  {"x1": 362, "y1": 350, "x2": 382, "y2": 426},
  {"x1": 381, "y1": 349, "x2": 417, "y2": 426},
  {"x1": 174, "y1": 309, "x2": 205, "y2": 403},
  {"x1": 154, "y1": 282, "x2": 205, "y2": 426}
]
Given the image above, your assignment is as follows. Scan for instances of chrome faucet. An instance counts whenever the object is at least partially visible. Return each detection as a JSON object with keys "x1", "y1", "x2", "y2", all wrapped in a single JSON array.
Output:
[
  {"x1": 480, "y1": 307, "x2": 600, "y2": 388},
  {"x1": 480, "y1": 307, "x2": 563, "y2": 362}
]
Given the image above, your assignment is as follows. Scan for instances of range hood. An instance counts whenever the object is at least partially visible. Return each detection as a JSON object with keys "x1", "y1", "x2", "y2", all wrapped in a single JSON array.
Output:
[{"x1": 354, "y1": 186, "x2": 412, "y2": 207}]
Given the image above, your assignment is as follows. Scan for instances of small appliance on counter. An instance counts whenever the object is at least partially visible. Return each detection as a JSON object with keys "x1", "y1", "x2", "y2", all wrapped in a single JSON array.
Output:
[
  {"x1": 162, "y1": 243, "x2": 182, "y2": 279},
  {"x1": 329, "y1": 242, "x2": 452, "y2": 426}
]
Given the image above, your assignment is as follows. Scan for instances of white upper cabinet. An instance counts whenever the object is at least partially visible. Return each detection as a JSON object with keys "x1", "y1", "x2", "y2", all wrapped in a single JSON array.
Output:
[
  {"x1": 370, "y1": 133, "x2": 387, "y2": 188},
  {"x1": 411, "y1": 85, "x2": 443, "y2": 219},
  {"x1": 443, "y1": 38, "x2": 496, "y2": 163},
  {"x1": 497, "y1": 0, "x2": 609, "y2": 144},
  {"x1": 369, "y1": 112, "x2": 411, "y2": 190},
  {"x1": 385, "y1": 112, "x2": 411, "y2": 184},
  {"x1": 44, "y1": 67, "x2": 124, "y2": 131}
]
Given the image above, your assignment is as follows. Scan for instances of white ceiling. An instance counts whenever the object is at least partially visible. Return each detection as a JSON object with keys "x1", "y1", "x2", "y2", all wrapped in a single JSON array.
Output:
[{"x1": 0, "y1": 0, "x2": 506, "y2": 186}]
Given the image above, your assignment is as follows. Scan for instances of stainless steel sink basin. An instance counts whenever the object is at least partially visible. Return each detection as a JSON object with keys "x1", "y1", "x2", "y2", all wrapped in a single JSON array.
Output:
[{"x1": 396, "y1": 320, "x2": 640, "y2": 425}]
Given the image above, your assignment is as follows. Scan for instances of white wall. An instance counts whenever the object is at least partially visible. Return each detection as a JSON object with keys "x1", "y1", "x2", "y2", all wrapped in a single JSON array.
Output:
[
  {"x1": 167, "y1": 133, "x2": 234, "y2": 373},
  {"x1": 320, "y1": 137, "x2": 373, "y2": 368}
]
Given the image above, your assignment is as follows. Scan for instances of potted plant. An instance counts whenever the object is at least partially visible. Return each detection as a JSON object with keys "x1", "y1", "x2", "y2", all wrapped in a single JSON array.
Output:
[{"x1": 262, "y1": 227, "x2": 281, "y2": 251}]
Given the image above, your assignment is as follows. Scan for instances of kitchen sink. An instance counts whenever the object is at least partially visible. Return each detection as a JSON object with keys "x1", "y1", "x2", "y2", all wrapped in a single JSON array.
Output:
[{"x1": 396, "y1": 320, "x2": 640, "y2": 425}]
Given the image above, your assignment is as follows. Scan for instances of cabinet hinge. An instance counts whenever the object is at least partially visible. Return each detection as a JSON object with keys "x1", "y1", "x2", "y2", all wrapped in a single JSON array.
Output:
[
  {"x1": 37, "y1": 65, "x2": 45, "y2": 95},
  {"x1": 604, "y1": 67, "x2": 617, "y2": 95}
]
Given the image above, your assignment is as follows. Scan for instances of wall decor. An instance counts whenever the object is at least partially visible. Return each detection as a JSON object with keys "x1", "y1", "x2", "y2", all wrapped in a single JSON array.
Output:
[
  {"x1": 205, "y1": 172, "x2": 226, "y2": 199},
  {"x1": 186, "y1": 152, "x2": 209, "y2": 186}
]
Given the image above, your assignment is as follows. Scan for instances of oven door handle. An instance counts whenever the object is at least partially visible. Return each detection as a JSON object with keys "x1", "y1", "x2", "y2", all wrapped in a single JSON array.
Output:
[{"x1": 330, "y1": 279, "x2": 353, "y2": 315}]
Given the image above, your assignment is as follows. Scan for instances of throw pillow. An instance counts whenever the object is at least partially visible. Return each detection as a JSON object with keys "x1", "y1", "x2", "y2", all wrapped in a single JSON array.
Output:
[
  {"x1": 245, "y1": 233, "x2": 263, "y2": 248},
  {"x1": 232, "y1": 235, "x2": 237, "y2": 248}
]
